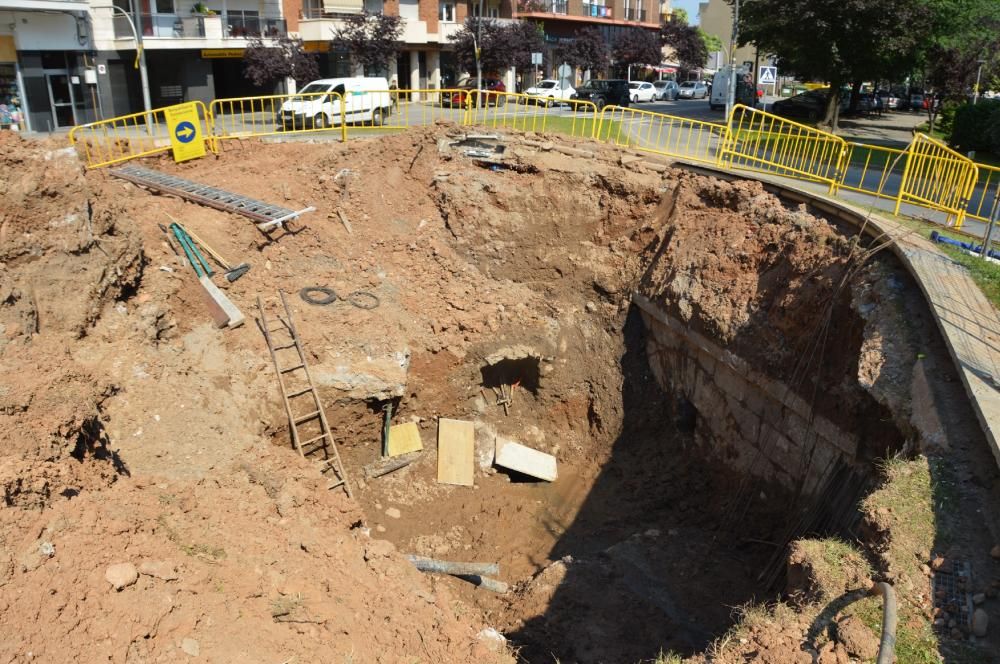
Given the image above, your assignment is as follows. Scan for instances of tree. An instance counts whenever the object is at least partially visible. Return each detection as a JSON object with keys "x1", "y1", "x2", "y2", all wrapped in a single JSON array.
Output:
[
  {"x1": 332, "y1": 11, "x2": 404, "y2": 75},
  {"x1": 611, "y1": 29, "x2": 662, "y2": 72},
  {"x1": 242, "y1": 36, "x2": 319, "y2": 88},
  {"x1": 449, "y1": 18, "x2": 544, "y2": 74},
  {"x1": 739, "y1": 0, "x2": 935, "y2": 128},
  {"x1": 660, "y1": 13, "x2": 709, "y2": 74},
  {"x1": 554, "y1": 26, "x2": 610, "y2": 75}
]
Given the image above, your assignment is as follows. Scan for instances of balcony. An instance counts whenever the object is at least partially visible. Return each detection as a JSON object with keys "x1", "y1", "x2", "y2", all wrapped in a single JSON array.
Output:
[
  {"x1": 113, "y1": 13, "x2": 285, "y2": 40},
  {"x1": 623, "y1": 7, "x2": 646, "y2": 21},
  {"x1": 517, "y1": 0, "x2": 567, "y2": 14},
  {"x1": 580, "y1": 2, "x2": 612, "y2": 18}
]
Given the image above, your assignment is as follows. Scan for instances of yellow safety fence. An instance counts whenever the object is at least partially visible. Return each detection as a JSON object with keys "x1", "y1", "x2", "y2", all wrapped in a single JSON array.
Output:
[
  {"x1": 594, "y1": 105, "x2": 729, "y2": 165},
  {"x1": 344, "y1": 88, "x2": 462, "y2": 131},
  {"x1": 210, "y1": 91, "x2": 349, "y2": 143},
  {"x1": 461, "y1": 91, "x2": 599, "y2": 139},
  {"x1": 68, "y1": 100, "x2": 213, "y2": 169},
  {"x1": 894, "y1": 133, "x2": 978, "y2": 229},
  {"x1": 963, "y1": 163, "x2": 1000, "y2": 225},
  {"x1": 720, "y1": 104, "x2": 848, "y2": 192},
  {"x1": 837, "y1": 142, "x2": 908, "y2": 200}
]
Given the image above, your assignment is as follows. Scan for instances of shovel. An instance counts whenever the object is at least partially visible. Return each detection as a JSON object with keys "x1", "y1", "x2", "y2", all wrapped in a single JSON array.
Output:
[{"x1": 164, "y1": 214, "x2": 250, "y2": 282}]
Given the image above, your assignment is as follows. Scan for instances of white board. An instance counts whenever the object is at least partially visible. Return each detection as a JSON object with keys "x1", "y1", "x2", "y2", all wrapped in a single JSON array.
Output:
[{"x1": 495, "y1": 440, "x2": 557, "y2": 482}]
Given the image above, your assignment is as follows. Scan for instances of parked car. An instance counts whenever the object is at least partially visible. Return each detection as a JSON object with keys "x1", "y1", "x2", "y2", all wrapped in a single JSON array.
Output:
[
  {"x1": 279, "y1": 77, "x2": 392, "y2": 129},
  {"x1": 442, "y1": 77, "x2": 507, "y2": 108},
  {"x1": 677, "y1": 81, "x2": 709, "y2": 99},
  {"x1": 522, "y1": 79, "x2": 575, "y2": 107},
  {"x1": 909, "y1": 93, "x2": 925, "y2": 112},
  {"x1": 652, "y1": 79, "x2": 679, "y2": 101},
  {"x1": 877, "y1": 90, "x2": 900, "y2": 110},
  {"x1": 628, "y1": 81, "x2": 657, "y2": 103},
  {"x1": 771, "y1": 88, "x2": 831, "y2": 121},
  {"x1": 569, "y1": 79, "x2": 631, "y2": 110}
]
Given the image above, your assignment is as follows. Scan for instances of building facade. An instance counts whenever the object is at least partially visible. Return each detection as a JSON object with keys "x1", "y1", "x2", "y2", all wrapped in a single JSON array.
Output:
[
  {"x1": 1, "y1": 0, "x2": 101, "y2": 132},
  {"x1": 697, "y1": 0, "x2": 753, "y2": 72},
  {"x1": 514, "y1": 0, "x2": 661, "y2": 81}
]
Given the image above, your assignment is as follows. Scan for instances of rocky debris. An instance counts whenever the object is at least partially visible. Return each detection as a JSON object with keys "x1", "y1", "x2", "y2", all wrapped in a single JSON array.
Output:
[
  {"x1": 105, "y1": 562, "x2": 138, "y2": 591},
  {"x1": 181, "y1": 638, "x2": 200, "y2": 657},
  {"x1": 835, "y1": 615, "x2": 879, "y2": 660},
  {"x1": 973, "y1": 608, "x2": 989, "y2": 637},
  {"x1": 477, "y1": 627, "x2": 507, "y2": 653},
  {"x1": 385, "y1": 507, "x2": 401, "y2": 519},
  {"x1": 139, "y1": 560, "x2": 179, "y2": 581}
]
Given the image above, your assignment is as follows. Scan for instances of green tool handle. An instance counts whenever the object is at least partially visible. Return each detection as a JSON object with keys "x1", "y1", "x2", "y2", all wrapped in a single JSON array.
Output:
[{"x1": 171, "y1": 224, "x2": 213, "y2": 277}]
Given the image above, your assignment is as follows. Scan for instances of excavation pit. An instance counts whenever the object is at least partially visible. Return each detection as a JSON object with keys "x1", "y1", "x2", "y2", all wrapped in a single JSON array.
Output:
[{"x1": 4, "y1": 127, "x2": 996, "y2": 662}]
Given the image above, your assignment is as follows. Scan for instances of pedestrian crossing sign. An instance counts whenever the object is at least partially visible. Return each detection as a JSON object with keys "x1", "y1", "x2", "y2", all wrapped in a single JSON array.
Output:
[{"x1": 759, "y1": 66, "x2": 777, "y2": 85}]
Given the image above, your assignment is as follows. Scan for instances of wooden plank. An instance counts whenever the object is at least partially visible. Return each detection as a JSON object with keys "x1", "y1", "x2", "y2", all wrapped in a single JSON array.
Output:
[
  {"x1": 437, "y1": 418, "x2": 474, "y2": 486},
  {"x1": 387, "y1": 422, "x2": 423, "y2": 457},
  {"x1": 198, "y1": 275, "x2": 245, "y2": 328},
  {"x1": 494, "y1": 439, "x2": 557, "y2": 482}
]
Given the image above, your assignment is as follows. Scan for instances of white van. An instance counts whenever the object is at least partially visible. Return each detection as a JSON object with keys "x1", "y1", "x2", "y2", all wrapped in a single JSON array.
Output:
[
  {"x1": 279, "y1": 77, "x2": 392, "y2": 129},
  {"x1": 709, "y1": 66, "x2": 758, "y2": 111}
]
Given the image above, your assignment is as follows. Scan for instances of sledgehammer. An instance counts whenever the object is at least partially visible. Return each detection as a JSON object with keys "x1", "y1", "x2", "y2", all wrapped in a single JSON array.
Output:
[{"x1": 165, "y1": 214, "x2": 250, "y2": 282}]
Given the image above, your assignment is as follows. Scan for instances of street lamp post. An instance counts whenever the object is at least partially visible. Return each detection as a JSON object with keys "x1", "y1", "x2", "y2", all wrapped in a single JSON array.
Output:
[
  {"x1": 725, "y1": 0, "x2": 740, "y2": 120},
  {"x1": 105, "y1": 3, "x2": 152, "y2": 128},
  {"x1": 476, "y1": 0, "x2": 483, "y2": 108},
  {"x1": 973, "y1": 58, "x2": 986, "y2": 105}
]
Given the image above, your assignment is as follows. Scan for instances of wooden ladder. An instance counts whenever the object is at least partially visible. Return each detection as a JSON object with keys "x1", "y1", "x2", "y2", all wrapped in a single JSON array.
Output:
[{"x1": 257, "y1": 291, "x2": 352, "y2": 499}]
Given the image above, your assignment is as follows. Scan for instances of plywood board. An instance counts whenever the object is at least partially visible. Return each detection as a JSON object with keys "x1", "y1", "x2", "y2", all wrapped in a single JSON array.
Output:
[
  {"x1": 495, "y1": 440, "x2": 557, "y2": 482},
  {"x1": 388, "y1": 422, "x2": 423, "y2": 457},
  {"x1": 437, "y1": 418, "x2": 474, "y2": 486}
]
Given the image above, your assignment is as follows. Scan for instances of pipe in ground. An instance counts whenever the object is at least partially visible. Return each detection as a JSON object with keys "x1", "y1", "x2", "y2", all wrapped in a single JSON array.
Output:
[
  {"x1": 405, "y1": 555, "x2": 500, "y2": 576},
  {"x1": 869, "y1": 582, "x2": 897, "y2": 664}
]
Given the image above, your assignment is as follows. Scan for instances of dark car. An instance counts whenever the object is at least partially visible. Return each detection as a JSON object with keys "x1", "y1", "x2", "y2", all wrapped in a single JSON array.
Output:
[
  {"x1": 570, "y1": 79, "x2": 631, "y2": 110},
  {"x1": 771, "y1": 89, "x2": 829, "y2": 121},
  {"x1": 443, "y1": 77, "x2": 507, "y2": 107}
]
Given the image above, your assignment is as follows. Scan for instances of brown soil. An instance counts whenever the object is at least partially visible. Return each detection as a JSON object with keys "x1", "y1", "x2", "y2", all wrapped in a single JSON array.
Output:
[{"x1": 1, "y1": 125, "x2": 997, "y2": 663}]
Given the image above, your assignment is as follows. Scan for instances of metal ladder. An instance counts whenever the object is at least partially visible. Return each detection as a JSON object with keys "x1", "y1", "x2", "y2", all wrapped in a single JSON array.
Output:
[
  {"x1": 257, "y1": 291, "x2": 352, "y2": 498},
  {"x1": 111, "y1": 165, "x2": 314, "y2": 232}
]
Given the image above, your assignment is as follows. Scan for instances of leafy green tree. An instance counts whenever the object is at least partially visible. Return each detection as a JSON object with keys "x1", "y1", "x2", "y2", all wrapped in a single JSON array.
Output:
[
  {"x1": 332, "y1": 11, "x2": 404, "y2": 75},
  {"x1": 611, "y1": 29, "x2": 662, "y2": 72},
  {"x1": 242, "y1": 36, "x2": 318, "y2": 88},
  {"x1": 554, "y1": 27, "x2": 610, "y2": 75},
  {"x1": 449, "y1": 18, "x2": 545, "y2": 74},
  {"x1": 660, "y1": 11, "x2": 709, "y2": 75},
  {"x1": 739, "y1": 0, "x2": 934, "y2": 128}
]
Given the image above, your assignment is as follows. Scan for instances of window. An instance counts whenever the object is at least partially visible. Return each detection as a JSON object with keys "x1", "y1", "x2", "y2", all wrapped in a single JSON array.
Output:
[
  {"x1": 154, "y1": 0, "x2": 175, "y2": 14},
  {"x1": 439, "y1": 2, "x2": 454, "y2": 21},
  {"x1": 487, "y1": 4, "x2": 499, "y2": 17}
]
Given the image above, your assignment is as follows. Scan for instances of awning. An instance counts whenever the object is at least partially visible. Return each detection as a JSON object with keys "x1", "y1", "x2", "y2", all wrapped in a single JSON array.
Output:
[
  {"x1": 0, "y1": 0, "x2": 88, "y2": 11},
  {"x1": 321, "y1": 0, "x2": 362, "y2": 13}
]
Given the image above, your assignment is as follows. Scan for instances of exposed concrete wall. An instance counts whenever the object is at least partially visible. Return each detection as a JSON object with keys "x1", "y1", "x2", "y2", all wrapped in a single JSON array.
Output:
[{"x1": 636, "y1": 294, "x2": 859, "y2": 496}]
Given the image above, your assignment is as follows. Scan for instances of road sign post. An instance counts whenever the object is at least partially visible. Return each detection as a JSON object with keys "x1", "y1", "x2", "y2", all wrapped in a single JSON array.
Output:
[
  {"x1": 758, "y1": 66, "x2": 778, "y2": 96},
  {"x1": 165, "y1": 102, "x2": 206, "y2": 163}
]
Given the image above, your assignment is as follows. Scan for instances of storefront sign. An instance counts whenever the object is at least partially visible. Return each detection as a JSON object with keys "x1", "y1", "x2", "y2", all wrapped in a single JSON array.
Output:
[
  {"x1": 201, "y1": 49, "x2": 245, "y2": 59},
  {"x1": 0, "y1": 36, "x2": 15, "y2": 63},
  {"x1": 303, "y1": 42, "x2": 330, "y2": 53},
  {"x1": 164, "y1": 102, "x2": 206, "y2": 163}
]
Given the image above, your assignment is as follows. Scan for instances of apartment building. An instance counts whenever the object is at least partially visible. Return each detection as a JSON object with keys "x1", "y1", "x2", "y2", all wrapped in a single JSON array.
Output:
[
  {"x1": 0, "y1": 0, "x2": 100, "y2": 132},
  {"x1": 514, "y1": 0, "x2": 661, "y2": 80},
  {"x1": 89, "y1": 0, "x2": 288, "y2": 117},
  {"x1": 697, "y1": 0, "x2": 753, "y2": 71},
  {"x1": 295, "y1": 0, "x2": 515, "y2": 94}
]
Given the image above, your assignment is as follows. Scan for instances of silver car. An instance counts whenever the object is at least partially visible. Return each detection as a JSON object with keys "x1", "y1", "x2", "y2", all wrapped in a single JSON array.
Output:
[
  {"x1": 652, "y1": 80, "x2": 679, "y2": 101},
  {"x1": 678, "y1": 81, "x2": 709, "y2": 99}
]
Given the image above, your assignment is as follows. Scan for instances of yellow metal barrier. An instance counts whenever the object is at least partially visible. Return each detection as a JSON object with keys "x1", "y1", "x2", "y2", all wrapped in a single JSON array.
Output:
[
  {"x1": 210, "y1": 92, "x2": 348, "y2": 143},
  {"x1": 462, "y1": 91, "x2": 599, "y2": 139},
  {"x1": 720, "y1": 104, "x2": 848, "y2": 191},
  {"x1": 344, "y1": 88, "x2": 464, "y2": 131},
  {"x1": 965, "y1": 163, "x2": 1000, "y2": 224},
  {"x1": 837, "y1": 142, "x2": 907, "y2": 200},
  {"x1": 894, "y1": 134, "x2": 978, "y2": 228},
  {"x1": 594, "y1": 105, "x2": 730, "y2": 165},
  {"x1": 68, "y1": 101, "x2": 213, "y2": 169}
]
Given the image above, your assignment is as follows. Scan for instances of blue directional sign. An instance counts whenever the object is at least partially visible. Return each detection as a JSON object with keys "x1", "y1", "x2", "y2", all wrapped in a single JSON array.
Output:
[
  {"x1": 164, "y1": 102, "x2": 206, "y2": 162},
  {"x1": 175, "y1": 121, "x2": 196, "y2": 143}
]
